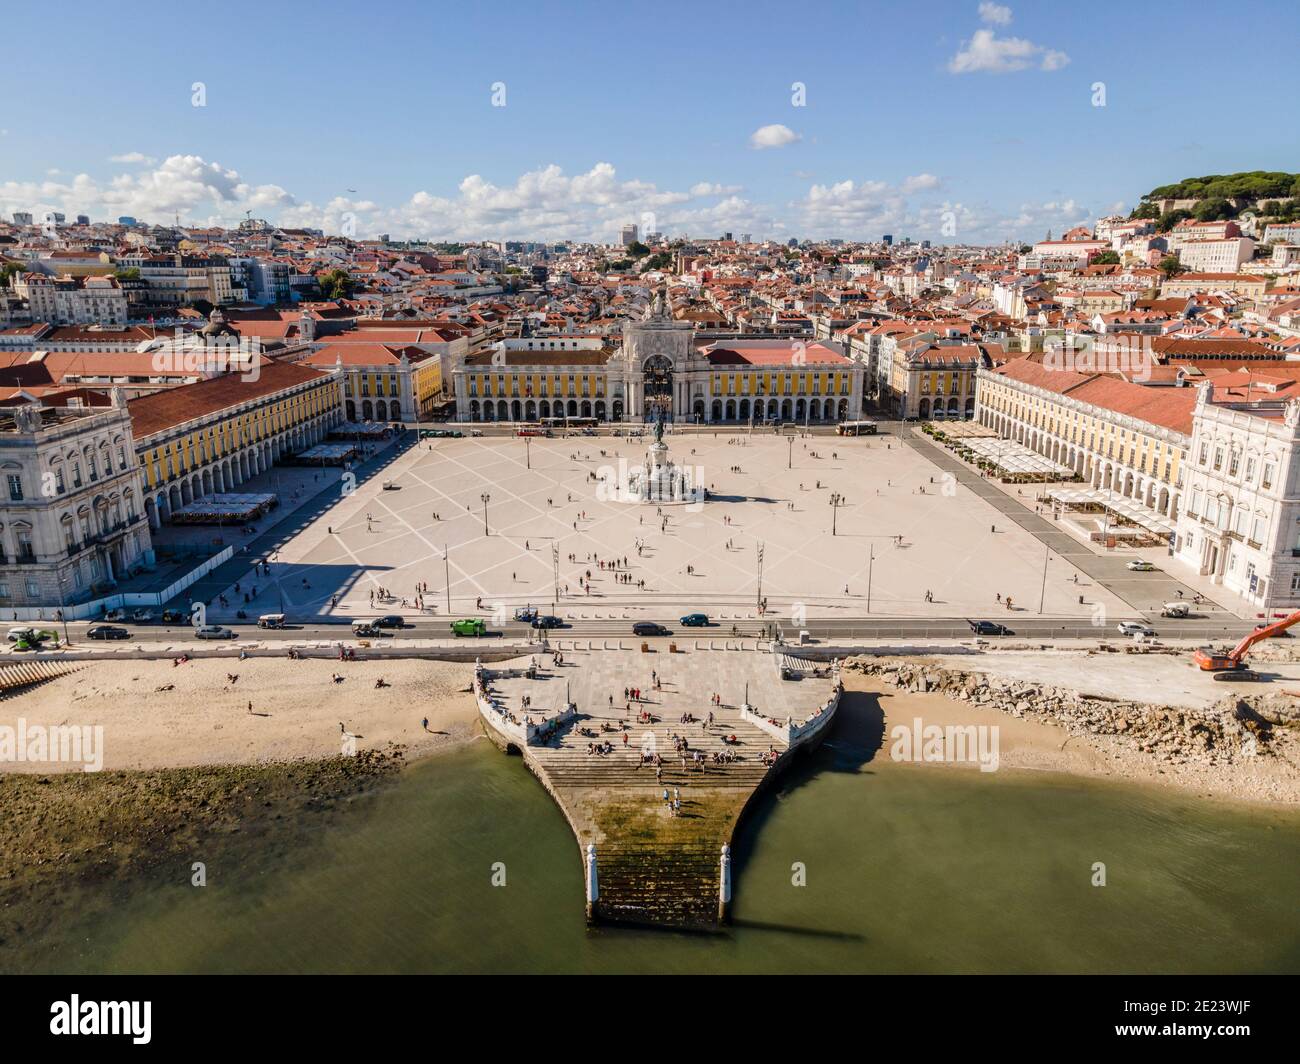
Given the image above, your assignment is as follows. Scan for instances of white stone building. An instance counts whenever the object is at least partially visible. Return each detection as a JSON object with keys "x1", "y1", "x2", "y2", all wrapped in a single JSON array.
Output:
[
  {"x1": 1174, "y1": 383, "x2": 1300, "y2": 609},
  {"x1": 0, "y1": 397, "x2": 152, "y2": 610}
]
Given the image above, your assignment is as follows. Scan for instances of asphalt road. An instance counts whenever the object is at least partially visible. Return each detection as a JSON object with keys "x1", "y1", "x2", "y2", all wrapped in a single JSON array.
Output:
[{"x1": 61, "y1": 612, "x2": 1257, "y2": 646}]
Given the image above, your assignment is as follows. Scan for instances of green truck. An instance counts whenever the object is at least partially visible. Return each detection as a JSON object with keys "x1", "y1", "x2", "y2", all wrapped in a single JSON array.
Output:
[{"x1": 450, "y1": 618, "x2": 487, "y2": 637}]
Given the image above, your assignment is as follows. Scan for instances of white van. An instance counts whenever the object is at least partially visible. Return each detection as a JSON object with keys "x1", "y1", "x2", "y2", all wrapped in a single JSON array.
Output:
[{"x1": 257, "y1": 613, "x2": 286, "y2": 629}]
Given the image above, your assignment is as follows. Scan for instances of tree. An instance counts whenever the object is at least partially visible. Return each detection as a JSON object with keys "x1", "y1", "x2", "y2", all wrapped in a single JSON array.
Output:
[
  {"x1": 318, "y1": 268, "x2": 353, "y2": 300},
  {"x1": 0, "y1": 261, "x2": 25, "y2": 288},
  {"x1": 1193, "y1": 197, "x2": 1236, "y2": 221},
  {"x1": 1091, "y1": 250, "x2": 1120, "y2": 265},
  {"x1": 1157, "y1": 254, "x2": 1184, "y2": 278},
  {"x1": 625, "y1": 240, "x2": 651, "y2": 257},
  {"x1": 1156, "y1": 209, "x2": 1193, "y2": 232},
  {"x1": 113, "y1": 267, "x2": 141, "y2": 281}
]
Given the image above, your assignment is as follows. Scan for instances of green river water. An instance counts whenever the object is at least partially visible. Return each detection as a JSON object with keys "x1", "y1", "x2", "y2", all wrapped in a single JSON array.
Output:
[{"x1": 24, "y1": 728, "x2": 1300, "y2": 974}]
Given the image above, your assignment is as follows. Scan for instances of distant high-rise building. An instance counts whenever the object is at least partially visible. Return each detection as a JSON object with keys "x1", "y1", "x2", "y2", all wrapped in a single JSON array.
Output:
[
  {"x1": 740, "y1": 233, "x2": 751, "y2": 244},
  {"x1": 882, "y1": 234, "x2": 893, "y2": 246},
  {"x1": 620, "y1": 223, "x2": 638, "y2": 247},
  {"x1": 787, "y1": 237, "x2": 799, "y2": 247},
  {"x1": 118, "y1": 216, "x2": 138, "y2": 226},
  {"x1": 76, "y1": 214, "x2": 90, "y2": 226},
  {"x1": 377, "y1": 233, "x2": 390, "y2": 244},
  {"x1": 921, "y1": 239, "x2": 931, "y2": 249},
  {"x1": 11, "y1": 212, "x2": 33, "y2": 226},
  {"x1": 723, "y1": 232, "x2": 732, "y2": 242}
]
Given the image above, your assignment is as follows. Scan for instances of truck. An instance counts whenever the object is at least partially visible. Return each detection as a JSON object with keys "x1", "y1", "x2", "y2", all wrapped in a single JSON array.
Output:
[
  {"x1": 450, "y1": 618, "x2": 487, "y2": 637},
  {"x1": 1160, "y1": 602, "x2": 1190, "y2": 618}
]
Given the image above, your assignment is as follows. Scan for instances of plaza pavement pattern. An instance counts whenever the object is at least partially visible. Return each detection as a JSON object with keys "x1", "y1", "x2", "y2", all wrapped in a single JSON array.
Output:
[{"x1": 220, "y1": 429, "x2": 1144, "y2": 626}]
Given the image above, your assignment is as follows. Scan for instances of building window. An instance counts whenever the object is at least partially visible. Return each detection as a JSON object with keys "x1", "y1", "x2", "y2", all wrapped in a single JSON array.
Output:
[
  {"x1": 1228, "y1": 452, "x2": 1240, "y2": 477},
  {"x1": 7, "y1": 474, "x2": 22, "y2": 501},
  {"x1": 1263, "y1": 463, "x2": 1275, "y2": 490}
]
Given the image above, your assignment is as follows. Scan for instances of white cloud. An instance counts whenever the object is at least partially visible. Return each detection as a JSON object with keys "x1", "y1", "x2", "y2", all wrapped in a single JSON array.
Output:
[
  {"x1": 948, "y1": 26, "x2": 1070, "y2": 74},
  {"x1": 749, "y1": 124, "x2": 801, "y2": 150},
  {"x1": 902, "y1": 173, "x2": 942, "y2": 194},
  {"x1": 109, "y1": 152, "x2": 156, "y2": 165},
  {"x1": 978, "y1": 2, "x2": 1012, "y2": 25}
]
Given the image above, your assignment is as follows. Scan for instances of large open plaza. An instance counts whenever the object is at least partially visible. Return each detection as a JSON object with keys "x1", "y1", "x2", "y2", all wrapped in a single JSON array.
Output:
[{"x1": 219, "y1": 427, "x2": 1147, "y2": 624}]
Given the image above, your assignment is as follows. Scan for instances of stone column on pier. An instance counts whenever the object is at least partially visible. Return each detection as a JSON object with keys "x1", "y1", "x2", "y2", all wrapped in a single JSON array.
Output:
[
  {"x1": 718, "y1": 844, "x2": 732, "y2": 923},
  {"x1": 585, "y1": 843, "x2": 599, "y2": 922}
]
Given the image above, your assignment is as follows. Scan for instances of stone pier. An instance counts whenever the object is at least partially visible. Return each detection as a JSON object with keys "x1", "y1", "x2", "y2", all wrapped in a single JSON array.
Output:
[{"x1": 475, "y1": 646, "x2": 839, "y2": 928}]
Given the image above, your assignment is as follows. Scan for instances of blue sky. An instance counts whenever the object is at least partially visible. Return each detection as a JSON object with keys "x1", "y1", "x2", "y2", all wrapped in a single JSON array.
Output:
[{"x1": 3, "y1": 0, "x2": 1297, "y2": 243}]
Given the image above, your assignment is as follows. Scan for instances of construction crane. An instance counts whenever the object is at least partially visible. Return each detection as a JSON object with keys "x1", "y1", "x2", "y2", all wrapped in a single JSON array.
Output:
[{"x1": 1193, "y1": 609, "x2": 1300, "y2": 671}]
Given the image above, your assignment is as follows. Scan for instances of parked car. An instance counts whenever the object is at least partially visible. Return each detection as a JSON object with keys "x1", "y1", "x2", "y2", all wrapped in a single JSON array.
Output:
[
  {"x1": 967, "y1": 619, "x2": 1011, "y2": 636},
  {"x1": 470, "y1": 429, "x2": 484, "y2": 437},
  {"x1": 633, "y1": 622, "x2": 672, "y2": 637},
  {"x1": 194, "y1": 624, "x2": 236, "y2": 640},
  {"x1": 451, "y1": 618, "x2": 487, "y2": 637},
  {"x1": 351, "y1": 620, "x2": 381, "y2": 637},
  {"x1": 679, "y1": 613, "x2": 710, "y2": 627},
  {"x1": 131, "y1": 608, "x2": 155, "y2": 623},
  {"x1": 103, "y1": 608, "x2": 127, "y2": 622},
  {"x1": 1126, "y1": 559, "x2": 1157, "y2": 572},
  {"x1": 382, "y1": 481, "x2": 401, "y2": 491},
  {"x1": 375, "y1": 615, "x2": 405, "y2": 628},
  {"x1": 513, "y1": 606, "x2": 539, "y2": 623},
  {"x1": 160, "y1": 609, "x2": 187, "y2": 624},
  {"x1": 1117, "y1": 621, "x2": 1155, "y2": 637},
  {"x1": 1160, "y1": 602, "x2": 1191, "y2": 618},
  {"x1": 87, "y1": 625, "x2": 131, "y2": 641},
  {"x1": 530, "y1": 614, "x2": 563, "y2": 629}
]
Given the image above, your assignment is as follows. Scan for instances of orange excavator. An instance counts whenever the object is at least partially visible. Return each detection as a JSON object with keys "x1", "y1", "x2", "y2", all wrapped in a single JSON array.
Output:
[{"x1": 1193, "y1": 609, "x2": 1300, "y2": 672}]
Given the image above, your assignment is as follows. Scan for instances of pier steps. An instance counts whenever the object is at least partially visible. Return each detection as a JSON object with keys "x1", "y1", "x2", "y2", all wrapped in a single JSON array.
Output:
[
  {"x1": 0, "y1": 660, "x2": 81, "y2": 699},
  {"x1": 596, "y1": 843, "x2": 721, "y2": 926}
]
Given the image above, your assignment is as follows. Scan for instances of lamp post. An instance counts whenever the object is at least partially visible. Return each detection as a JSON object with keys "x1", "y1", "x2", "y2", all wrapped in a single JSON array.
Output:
[
  {"x1": 1038, "y1": 545, "x2": 1050, "y2": 614},
  {"x1": 788, "y1": 435, "x2": 794, "y2": 469},
  {"x1": 755, "y1": 542, "x2": 764, "y2": 612},
  {"x1": 525, "y1": 434, "x2": 531, "y2": 470},
  {"x1": 829, "y1": 492, "x2": 842, "y2": 536},
  {"x1": 866, "y1": 545, "x2": 875, "y2": 614},
  {"x1": 444, "y1": 545, "x2": 451, "y2": 613},
  {"x1": 480, "y1": 492, "x2": 491, "y2": 536}
]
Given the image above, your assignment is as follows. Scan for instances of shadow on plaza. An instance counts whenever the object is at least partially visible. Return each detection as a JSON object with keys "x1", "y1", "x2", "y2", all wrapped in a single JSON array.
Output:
[{"x1": 165, "y1": 436, "x2": 416, "y2": 611}]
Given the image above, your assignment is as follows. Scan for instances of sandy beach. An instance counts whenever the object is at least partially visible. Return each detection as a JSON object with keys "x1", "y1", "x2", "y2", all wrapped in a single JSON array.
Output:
[{"x1": 0, "y1": 656, "x2": 486, "y2": 773}]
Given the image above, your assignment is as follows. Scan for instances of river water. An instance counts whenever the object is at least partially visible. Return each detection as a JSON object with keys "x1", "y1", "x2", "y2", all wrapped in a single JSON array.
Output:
[{"x1": 27, "y1": 711, "x2": 1300, "y2": 976}]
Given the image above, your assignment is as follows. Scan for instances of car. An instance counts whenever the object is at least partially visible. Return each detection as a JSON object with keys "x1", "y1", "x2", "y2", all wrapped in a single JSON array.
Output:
[
  {"x1": 131, "y1": 608, "x2": 155, "y2": 623},
  {"x1": 632, "y1": 622, "x2": 672, "y2": 637},
  {"x1": 351, "y1": 620, "x2": 382, "y2": 637},
  {"x1": 1116, "y1": 621, "x2": 1155, "y2": 637},
  {"x1": 1126, "y1": 560, "x2": 1157, "y2": 572},
  {"x1": 194, "y1": 624, "x2": 236, "y2": 639},
  {"x1": 103, "y1": 608, "x2": 127, "y2": 622},
  {"x1": 530, "y1": 614, "x2": 563, "y2": 629},
  {"x1": 6, "y1": 626, "x2": 37, "y2": 643},
  {"x1": 470, "y1": 429, "x2": 484, "y2": 437},
  {"x1": 679, "y1": 613, "x2": 710, "y2": 627},
  {"x1": 382, "y1": 481, "x2": 401, "y2": 491},
  {"x1": 1160, "y1": 602, "x2": 1191, "y2": 618},
  {"x1": 1255, "y1": 621, "x2": 1293, "y2": 637},
  {"x1": 450, "y1": 618, "x2": 487, "y2": 637},
  {"x1": 514, "y1": 606, "x2": 539, "y2": 623},
  {"x1": 87, "y1": 625, "x2": 131, "y2": 640},
  {"x1": 967, "y1": 619, "x2": 1011, "y2": 636},
  {"x1": 160, "y1": 609, "x2": 187, "y2": 624},
  {"x1": 375, "y1": 615, "x2": 405, "y2": 629}
]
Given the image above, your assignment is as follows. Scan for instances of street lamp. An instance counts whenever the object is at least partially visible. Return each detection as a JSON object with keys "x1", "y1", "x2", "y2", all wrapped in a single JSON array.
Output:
[
  {"x1": 525, "y1": 434, "x2": 531, "y2": 469},
  {"x1": 788, "y1": 435, "x2": 794, "y2": 469},
  {"x1": 480, "y1": 493, "x2": 491, "y2": 536},
  {"x1": 444, "y1": 544, "x2": 452, "y2": 613},
  {"x1": 866, "y1": 545, "x2": 875, "y2": 614},
  {"x1": 829, "y1": 492, "x2": 843, "y2": 536}
]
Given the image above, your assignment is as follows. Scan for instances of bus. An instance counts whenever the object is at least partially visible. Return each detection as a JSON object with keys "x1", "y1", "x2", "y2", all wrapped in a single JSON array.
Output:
[
  {"x1": 836, "y1": 420, "x2": 878, "y2": 436},
  {"x1": 542, "y1": 415, "x2": 599, "y2": 432}
]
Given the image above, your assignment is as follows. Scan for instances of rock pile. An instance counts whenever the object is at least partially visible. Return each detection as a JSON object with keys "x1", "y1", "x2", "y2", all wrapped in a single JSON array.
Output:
[{"x1": 844, "y1": 657, "x2": 1297, "y2": 767}]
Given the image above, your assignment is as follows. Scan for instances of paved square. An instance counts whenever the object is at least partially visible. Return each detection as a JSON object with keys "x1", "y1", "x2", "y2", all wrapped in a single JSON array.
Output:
[{"x1": 239, "y1": 429, "x2": 1135, "y2": 622}]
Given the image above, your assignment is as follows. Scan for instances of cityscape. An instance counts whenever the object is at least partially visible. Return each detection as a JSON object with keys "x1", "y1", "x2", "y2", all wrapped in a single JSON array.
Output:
[{"x1": 0, "y1": 0, "x2": 1296, "y2": 1034}]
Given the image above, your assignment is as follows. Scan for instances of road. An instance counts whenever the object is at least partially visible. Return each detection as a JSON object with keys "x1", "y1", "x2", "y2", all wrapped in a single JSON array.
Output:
[{"x1": 61, "y1": 612, "x2": 1257, "y2": 646}]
